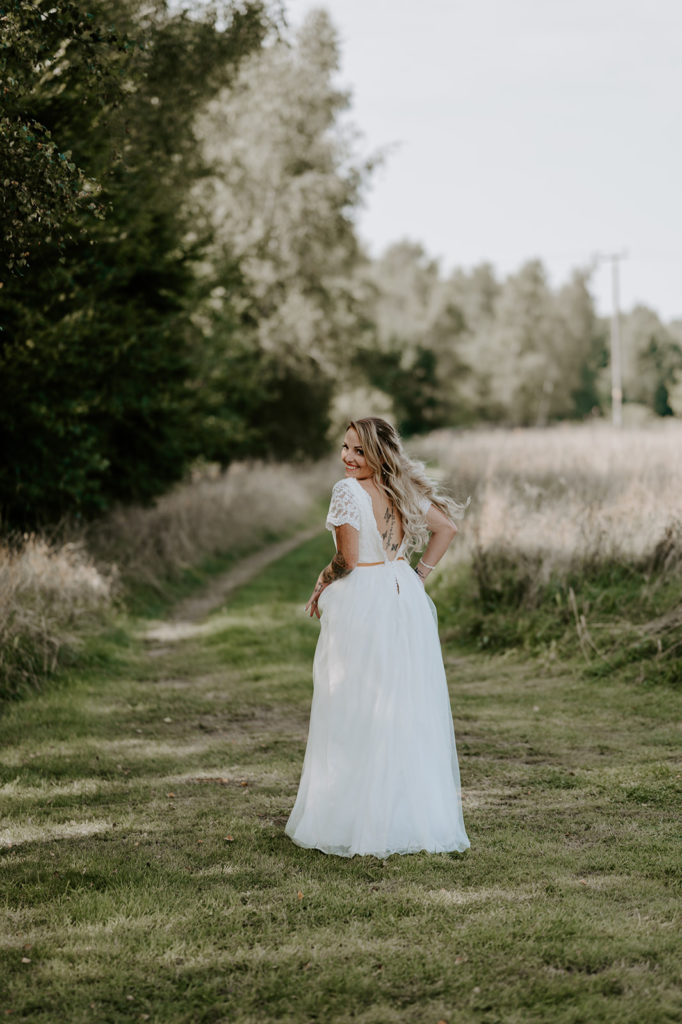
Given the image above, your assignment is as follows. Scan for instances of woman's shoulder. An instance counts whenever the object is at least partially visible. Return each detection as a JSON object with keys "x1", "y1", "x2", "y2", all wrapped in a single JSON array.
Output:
[
  {"x1": 326, "y1": 477, "x2": 362, "y2": 529},
  {"x1": 330, "y1": 476, "x2": 356, "y2": 495}
]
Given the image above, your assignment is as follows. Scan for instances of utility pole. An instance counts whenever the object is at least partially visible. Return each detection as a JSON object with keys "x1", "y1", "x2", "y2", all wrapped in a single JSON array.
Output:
[{"x1": 595, "y1": 251, "x2": 627, "y2": 427}]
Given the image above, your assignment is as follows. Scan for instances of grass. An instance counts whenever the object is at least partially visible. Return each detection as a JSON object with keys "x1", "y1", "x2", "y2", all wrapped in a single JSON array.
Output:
[
  {"x1": 1, "y1": 532, "x2": 681, "y2": 1023},
  {"x1": 431, "y1": 555, "x2": 682, "y2": 686},
  {"x1": 1, "y1": 459, "x2": 334, "y2": 700},
  {"x1": 411, "y1": 423, "x2": 682, "y2": 685}
]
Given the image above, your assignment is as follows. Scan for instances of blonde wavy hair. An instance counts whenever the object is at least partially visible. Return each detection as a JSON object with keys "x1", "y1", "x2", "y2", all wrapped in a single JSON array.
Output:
[{"x1": 348, "y1": 417, "x2": 468, "y2": 556}]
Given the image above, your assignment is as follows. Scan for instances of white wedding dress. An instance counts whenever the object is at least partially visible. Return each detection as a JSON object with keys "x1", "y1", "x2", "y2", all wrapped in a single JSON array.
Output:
[{"x1": 285, "y1": 477, "x2": 470, "y2": 858}]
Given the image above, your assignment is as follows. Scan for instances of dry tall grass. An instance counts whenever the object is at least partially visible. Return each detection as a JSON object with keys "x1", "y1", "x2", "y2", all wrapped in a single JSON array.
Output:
[
  {"x1": 85, "y1": 459, "x2": 335, "y2": 591},
  {"x1": 1, "y1": 460, "x2": 335, "y2": 698},
  {"x1": 412, "y1": 422, "x2": 682, "y2": 677},
  {"x1": 415, "y1": 421, "x2": 682, "y2": 578},
  {"x1": 0, "y1": 538, "x2": 114, "y2": 698}
]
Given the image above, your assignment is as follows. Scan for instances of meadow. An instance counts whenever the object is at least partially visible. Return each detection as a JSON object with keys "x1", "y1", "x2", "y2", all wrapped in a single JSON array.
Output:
[
  {"x1": 1, "y1": 532, "x2": 680, "y2": 1022},
  {"x1": 413, "y1": 422, "x2": 682, "y2": 686},
  {"x1": 2, "y1": 422, "x2": 680, "y2": 1020}
]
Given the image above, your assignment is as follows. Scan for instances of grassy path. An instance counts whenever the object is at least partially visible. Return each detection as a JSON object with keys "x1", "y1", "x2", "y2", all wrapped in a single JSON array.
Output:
[{"x1": 1, "y1": 533, "x2": 680, "y2": 1023}]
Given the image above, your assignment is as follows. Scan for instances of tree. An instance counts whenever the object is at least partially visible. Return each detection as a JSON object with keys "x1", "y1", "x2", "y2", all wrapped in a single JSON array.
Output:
[
  {"x1": 620, "y1": 305, "x2": 682, "y2": 415},
  {"x1": 361, "y1": 241, "x2": 474, "y2": 433},
  {"x1": 369, "y1": 241, "x2": 441, "y2": 358},
  {"x1": 192, "y1": 8, "x2": 372, "y2": 454},
  {"x1": 553, "y1": 269, "x2": 603, "y2": 419},
  {"x1": 0, "y1": 1, "x2": 268, "y2": 527},
  {"x1": 473, "y1": 261, "x2": 601, "y2": 425},
  {"x1": 446, "y1": 262, "x2": 500, "y2": 334},
  {"x1": 0, "y1": 0, "x2": 122, "y2": 275},
  {"x1": 474, "y1": 261, "x2": 557, "y2": 425}
]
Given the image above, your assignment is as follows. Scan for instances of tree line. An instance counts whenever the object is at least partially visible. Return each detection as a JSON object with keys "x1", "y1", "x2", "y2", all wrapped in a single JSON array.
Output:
[
  {"x1": 364, "y1": 245, "x2": 682, "y2": 431},
  {"x1": 2, "y1": 0, "x2": 681, "y2": 529}
]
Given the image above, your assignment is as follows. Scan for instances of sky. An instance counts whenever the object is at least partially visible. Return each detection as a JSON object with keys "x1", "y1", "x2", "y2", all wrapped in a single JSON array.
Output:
[{"x1": 283, "y1": 0, "x2": 682, "y2": 321}]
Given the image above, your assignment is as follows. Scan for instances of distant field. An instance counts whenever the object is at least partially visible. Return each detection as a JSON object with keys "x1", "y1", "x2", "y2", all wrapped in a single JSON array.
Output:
[{"x1": 412, "y1": 422, "x2": 682, "y2": 684}]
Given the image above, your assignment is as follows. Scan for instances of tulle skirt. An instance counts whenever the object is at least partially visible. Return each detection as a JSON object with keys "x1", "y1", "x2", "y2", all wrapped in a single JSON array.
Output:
[{"x1": 285, "y1": 559, "x2": 470, "y2": 858}]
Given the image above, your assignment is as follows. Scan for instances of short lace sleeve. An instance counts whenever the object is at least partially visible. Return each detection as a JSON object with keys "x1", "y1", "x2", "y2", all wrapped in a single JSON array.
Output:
[
  {"x1": 417, "y1": 493, "x2": 432, "y2": 515},
  {"x1": 326, "y1": 480, "x2": 361, "y2": 533}
]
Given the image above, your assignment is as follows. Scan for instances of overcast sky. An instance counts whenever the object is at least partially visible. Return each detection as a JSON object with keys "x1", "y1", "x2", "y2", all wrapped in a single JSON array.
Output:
[{"x1": 284, "y1": 0, "x2": 682, "y2": 321}]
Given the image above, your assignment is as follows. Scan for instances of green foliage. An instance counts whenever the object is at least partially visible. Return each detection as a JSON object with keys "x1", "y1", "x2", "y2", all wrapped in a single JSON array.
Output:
[
  {"x1": 1, "y1": 4, "x2": 372, "y2": 527},
  {"x1": 478, "y1": 262, "x2": 601, "y2": 425},
  {"x1": 0, "y1": 0, "x2": 120, "y2": 273},
  {"x1": 436, "y1": 545, "x2": 682, "y2": 687},
  {"x1": 1, "y1": 238, "x2": 199, "y2": 521},
  {"x1": 619, "y1": 305, "x2": 682, "y2": 414},
  {"x1": 0, "y1": 1, "x2": 269, "y2": 526},
  {"x1": 358, "y1": 343, "x2": 451, "y2": 436},
  {"x1": 364, "y1": 248, "x2": 611, "y2": 429},
  {"x1": 192, "y1": 322, "x2": 335, "y2": 461},
  {"x1": 3, "y1": 1, "x2": 679, "y2": 532},
  {"x1": 193, "y1": 9, "x2": 372, "y2": 455},
  {"x1": 571, "y1": 327, "x2": 609, "y2": 418},
  {"x1": 364, "y1": 242, "x2": 474, "y2": 431}
]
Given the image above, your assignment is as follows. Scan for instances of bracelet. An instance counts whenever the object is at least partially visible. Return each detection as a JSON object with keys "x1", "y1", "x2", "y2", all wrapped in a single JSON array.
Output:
[{"x1": 418, "y1": 558, "x2": 437, "y2": 570}]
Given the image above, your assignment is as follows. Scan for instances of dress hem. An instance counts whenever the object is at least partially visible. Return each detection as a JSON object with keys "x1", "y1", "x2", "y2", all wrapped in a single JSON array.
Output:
[{"x1": 286, "y1": 833, "x2": 470, "y2": 859}]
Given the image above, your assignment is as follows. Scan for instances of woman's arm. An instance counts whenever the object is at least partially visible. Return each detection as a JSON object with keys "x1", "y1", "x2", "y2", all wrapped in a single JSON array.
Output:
[
  {"x1": 305, "y1": 524, "x2": 359, "y2": 618},
  {"x1": 415, "y1": 504, "x2": 458, "y2": 584}
]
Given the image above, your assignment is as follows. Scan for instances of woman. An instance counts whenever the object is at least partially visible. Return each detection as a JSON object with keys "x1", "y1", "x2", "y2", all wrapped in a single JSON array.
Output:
[{"x1": 285, "y1": 417, "x2": 470, "y2": 858}]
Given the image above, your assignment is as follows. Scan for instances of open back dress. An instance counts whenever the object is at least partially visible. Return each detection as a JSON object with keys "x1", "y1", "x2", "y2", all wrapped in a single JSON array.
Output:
[{"x1": 285, "y1": 476, "x2": 470, "y2": 858}]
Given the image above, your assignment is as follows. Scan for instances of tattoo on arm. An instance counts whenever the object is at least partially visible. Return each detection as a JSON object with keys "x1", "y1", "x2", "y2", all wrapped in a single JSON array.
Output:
[{"x1": 319, "y1": 551, "x2": 351, "y2": 586}]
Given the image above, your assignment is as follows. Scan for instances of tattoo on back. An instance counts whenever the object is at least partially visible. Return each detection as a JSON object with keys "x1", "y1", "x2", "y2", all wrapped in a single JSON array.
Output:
[
  {"x1": 380, "y1": 500, "x2": 399, "y2": 553},
  {"x1": 320, "y1": 551, "x2": 351, "y2": 585}
]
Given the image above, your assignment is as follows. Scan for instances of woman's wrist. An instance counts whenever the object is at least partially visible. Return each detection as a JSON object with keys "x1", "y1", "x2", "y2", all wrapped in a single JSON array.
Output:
[{"x1": 418, "y1": 557, "x2": 437, "y2": 571}]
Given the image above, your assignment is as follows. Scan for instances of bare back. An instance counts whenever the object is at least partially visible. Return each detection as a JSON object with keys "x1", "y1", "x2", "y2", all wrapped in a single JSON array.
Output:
[{"x1": 356, "y1": 479, "x2": 404, "y2": 560}]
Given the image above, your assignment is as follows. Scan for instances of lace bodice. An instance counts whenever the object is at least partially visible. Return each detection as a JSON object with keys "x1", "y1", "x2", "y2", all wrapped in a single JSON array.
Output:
[{"x1": 326, "y1": 478, "x2": 431, "y2": 563}]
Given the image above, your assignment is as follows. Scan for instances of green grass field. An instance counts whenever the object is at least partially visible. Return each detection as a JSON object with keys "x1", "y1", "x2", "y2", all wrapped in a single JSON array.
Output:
[{"x1": 1, "y1": 532, "x2": 680, "y2": 1023}]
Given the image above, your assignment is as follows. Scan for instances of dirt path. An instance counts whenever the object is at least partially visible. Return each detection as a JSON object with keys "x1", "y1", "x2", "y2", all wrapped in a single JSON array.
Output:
[{"x1": 142, "y1": 526, "x2": 320, "y2": 644}]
